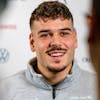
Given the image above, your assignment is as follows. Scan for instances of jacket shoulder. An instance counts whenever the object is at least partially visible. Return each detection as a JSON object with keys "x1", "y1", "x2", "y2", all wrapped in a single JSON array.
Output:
[{"x1": 0, "y1": 70, "x2": 27, "y2": 100}]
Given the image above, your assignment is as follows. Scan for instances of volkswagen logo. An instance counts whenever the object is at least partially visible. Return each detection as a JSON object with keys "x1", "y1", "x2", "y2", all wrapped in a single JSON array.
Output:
[
  {"x1": 0, "y1": 48, "x2": 10, "y2": 64},
  {"x1": 82, "y1": 57, "x2": 91, "y2": 63}
]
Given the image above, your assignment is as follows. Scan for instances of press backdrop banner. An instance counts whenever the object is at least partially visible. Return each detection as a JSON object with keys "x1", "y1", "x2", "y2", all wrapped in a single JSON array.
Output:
[{"x1": 0, "y1": 0, "x2": 93, "y2": 80}]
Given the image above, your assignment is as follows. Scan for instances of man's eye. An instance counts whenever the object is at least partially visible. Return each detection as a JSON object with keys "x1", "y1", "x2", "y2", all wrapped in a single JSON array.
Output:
[
  {"x1": 40, "y1": 33, "x2": 50, "y2": 38},
  {"x1": 60, "y1": 32, "x2": 70, "y2": 36}
]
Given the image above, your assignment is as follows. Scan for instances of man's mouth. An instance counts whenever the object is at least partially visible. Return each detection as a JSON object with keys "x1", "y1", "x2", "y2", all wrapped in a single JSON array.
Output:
[
  {"x1": 46, "y1": 46, "x2": 67, "y2": 59},
  {"x1": 47, "y1": 50, "x2": 66, "y2": 57}
]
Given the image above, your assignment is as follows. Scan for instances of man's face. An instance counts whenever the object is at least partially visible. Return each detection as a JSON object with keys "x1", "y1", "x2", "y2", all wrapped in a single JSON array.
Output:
[{"x1": 30, "y1": 18, "x2": 77, "y2": 73}]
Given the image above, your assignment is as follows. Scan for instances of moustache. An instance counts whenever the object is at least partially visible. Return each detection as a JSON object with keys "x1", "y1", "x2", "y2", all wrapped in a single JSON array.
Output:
[{"x1": 46, "y1": 45, "x2": 67, "y2": 53}]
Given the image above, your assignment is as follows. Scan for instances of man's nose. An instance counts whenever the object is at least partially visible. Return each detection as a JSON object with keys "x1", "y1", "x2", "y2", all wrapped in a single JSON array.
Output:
[{"x1": 49, "y1": 34, "x2": 62, "y2": 47}]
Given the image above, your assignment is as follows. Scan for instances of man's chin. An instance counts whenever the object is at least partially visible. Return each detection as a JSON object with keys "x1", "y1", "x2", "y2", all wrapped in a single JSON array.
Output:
[{"x1": 47, "y1": 65, "x2": 66, "y2": 73}]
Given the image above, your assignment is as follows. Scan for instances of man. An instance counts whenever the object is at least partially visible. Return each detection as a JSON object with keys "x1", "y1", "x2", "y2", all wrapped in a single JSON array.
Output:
[
  {"x1": 0, "y1": 1, "x2": 97, "y2": 100},
  {"x1": 88, "y1": 0, "x2": 100, "y2": 99}
]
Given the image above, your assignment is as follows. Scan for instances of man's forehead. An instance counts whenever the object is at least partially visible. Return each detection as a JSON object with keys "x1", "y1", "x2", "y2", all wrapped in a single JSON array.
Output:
[{"x1": 31, "y1": 18, "x2": 73, "y2": 33}]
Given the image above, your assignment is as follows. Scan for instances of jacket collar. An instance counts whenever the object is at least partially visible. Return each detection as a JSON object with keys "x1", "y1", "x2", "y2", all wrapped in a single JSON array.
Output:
[{"x1": 25, "y1": 58, "x2": 80, "y2": 90}]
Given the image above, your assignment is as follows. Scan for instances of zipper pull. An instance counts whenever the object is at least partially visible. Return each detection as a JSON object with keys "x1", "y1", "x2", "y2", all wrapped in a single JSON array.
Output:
[{"x1": 52, "y1": 86, "x2": 56, "y2": 100}]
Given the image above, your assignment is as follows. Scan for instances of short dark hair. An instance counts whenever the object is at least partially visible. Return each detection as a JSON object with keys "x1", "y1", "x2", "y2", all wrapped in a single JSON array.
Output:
[{"x1": 30, "y1": 1, "x2": 73, "y2": 29}]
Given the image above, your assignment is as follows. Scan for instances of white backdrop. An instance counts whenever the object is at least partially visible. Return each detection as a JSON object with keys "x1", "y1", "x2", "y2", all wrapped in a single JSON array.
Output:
[{"x1": 0, "y1": 0, "x2": 93, "y2": 80}]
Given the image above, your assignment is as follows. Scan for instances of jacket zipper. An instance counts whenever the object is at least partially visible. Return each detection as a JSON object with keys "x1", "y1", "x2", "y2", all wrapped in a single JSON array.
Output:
[{"x1": 52, "y1": 86, "x2": 56, "y2": 100}]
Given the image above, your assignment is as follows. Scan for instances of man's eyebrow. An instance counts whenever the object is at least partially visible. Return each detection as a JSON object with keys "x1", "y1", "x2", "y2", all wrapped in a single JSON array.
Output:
[
  {"x1": 38, "y1": 28, "x2": 72, "y2": 34},
  {"x1": 59, "y1": 28, "x2": 72, "y2": 31},
  {"x1": 38, "y1": 29, "x2": 50, "y2": 34}
]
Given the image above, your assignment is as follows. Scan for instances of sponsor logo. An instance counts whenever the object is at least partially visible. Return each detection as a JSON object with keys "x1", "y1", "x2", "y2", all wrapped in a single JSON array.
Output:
[
  {"x1": 82, "y1": 57, "x2": 91, "y2": 63},
  {"x1": 0, "y1": 48, "x2": 10, "y2": 64},
  {"x1": 0, "y1": 24, "x2": 17, "y2": 30}
]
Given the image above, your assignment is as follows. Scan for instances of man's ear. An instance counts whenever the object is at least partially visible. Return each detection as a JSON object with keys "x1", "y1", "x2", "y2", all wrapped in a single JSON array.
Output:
[{"x1": 29, "y1": 33, "x2": 35, "y2": 52}]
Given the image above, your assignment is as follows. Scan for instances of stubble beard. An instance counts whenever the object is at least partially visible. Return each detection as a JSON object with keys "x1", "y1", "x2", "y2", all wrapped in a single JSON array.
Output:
[{"x1": 46, "y1": 60, "x2": 67, "y2": 73}]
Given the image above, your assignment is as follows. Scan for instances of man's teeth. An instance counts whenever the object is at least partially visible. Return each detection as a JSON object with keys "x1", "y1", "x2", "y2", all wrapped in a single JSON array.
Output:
[{"x1": 50, "y1": 52, "x2": 64, "y2": 57}]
